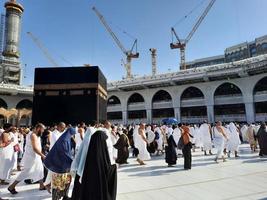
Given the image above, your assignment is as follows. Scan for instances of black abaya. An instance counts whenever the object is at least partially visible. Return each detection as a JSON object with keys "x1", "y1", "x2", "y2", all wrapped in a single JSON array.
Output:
[
  {"x1": 165, "y1": 135, "x2": 177, "y2": 165},
  {"x1": 257, "y1": 125, "x2": 267, "y2": 156},
  {"x1": 114, "y1": 134, "x2": 129, "y2": 164},
  {"x1": 79, "y1": 130, "x2": 117, "y2": 200}
]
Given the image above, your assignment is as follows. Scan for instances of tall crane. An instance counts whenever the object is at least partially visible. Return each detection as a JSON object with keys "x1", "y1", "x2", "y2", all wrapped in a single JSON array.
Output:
[
  {"x1": 27, "y1": 32, "x2": 59, "y2": 67},
  {"x1": 0, "y1": 14, "x2": 5, "y2": 56},
  {"x1": 149, "y1": 48, "x2": 157, "y2": 76},
  {"x1": 170, "y1": 0, "x2": 216, "y2": 70},
  {"x1": 92, "y1": 6, "x2": 139, "y2": 79}
]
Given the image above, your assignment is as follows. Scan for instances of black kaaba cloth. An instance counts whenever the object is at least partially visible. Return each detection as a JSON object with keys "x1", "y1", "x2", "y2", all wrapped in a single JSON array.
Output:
[{"x1": 32, "y1": 66, "x2": 107, "y2": 126}]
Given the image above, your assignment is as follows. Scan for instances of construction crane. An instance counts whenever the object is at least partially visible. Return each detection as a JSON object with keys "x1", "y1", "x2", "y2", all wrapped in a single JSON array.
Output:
[
  {"x1": 149, "y1": 48, "x2": 157, "y2": 76},
  {"x1": 170, "y1": 0, "x2": 216, "y2": 70},
  {"x1": 92, "y1": 6, "x2": 139, "y2": 79},
  {"x1": 0, "y1": 14, "x2": 5, "y2": 56},
  {"x1": 27, "y1": 32, "x2": 59, "y2": 67}
]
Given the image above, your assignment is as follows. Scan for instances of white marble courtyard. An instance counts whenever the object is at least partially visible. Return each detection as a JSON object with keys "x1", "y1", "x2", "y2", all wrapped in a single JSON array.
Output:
[{"x1": 1, "y1": 144, "x2": 267, "y2": 200}]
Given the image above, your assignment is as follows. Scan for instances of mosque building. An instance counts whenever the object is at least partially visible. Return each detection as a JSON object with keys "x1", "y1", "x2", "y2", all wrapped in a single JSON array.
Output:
[{"x1": 1, "y1": 0, "x2": 267, "y2": 126}]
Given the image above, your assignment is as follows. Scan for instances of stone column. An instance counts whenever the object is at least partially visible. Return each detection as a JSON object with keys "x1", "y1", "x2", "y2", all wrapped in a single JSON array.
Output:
[
  {"x1": 245, "y1": 102, "x2": 255, "y2": 123},
  {"x1": 207, "y1": 105, "x2": 214, "y2": 123},
  {"x1": 122, "y1": 111, "x2": 127, "y2": 125},
  {"x1": 146, "y1": 109, "x2": 152, "y2": 124},
  {"x1": 174, "y1": 107, "x2": 181, "y2": 122}
]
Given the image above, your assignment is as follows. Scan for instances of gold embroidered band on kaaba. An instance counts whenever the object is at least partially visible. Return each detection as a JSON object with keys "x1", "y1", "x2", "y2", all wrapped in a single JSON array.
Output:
[{"x1": 34, "y1": 83, "x2": 107, "y2": 100}]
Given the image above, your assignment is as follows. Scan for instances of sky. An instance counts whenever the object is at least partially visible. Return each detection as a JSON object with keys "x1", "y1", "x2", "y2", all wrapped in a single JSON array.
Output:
[{"x1": 1, "y1": 0, "x2": 267, "y2": 85}]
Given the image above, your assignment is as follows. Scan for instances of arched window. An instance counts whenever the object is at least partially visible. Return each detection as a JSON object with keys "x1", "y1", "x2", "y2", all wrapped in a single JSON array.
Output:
[
  {"x1": 152, "y1": 90, "x2": 172, "y2": 102},
  {"x1": 181, "y1": 87, "x2": 204, "y2": 100},
  {"x1": 0, "y1": 98, "x2": 8, "y2": 109},
  {"x1": 128, "y1": 93, "x2": 145, "y2": 104},
  {"x1": 107, "y1": 96, "x2": 121, "y2": 105},
  {"x1": 16, "y1": 99, "x2": 33, "y2": 109},
  {"x1": 214, "y1": 83, "x2": 242, "y2": 96},
  {"x1": 0, "y1": 115, "x2": 6, "y2": 127},
  {"x1": 254, "y1": 77, "x2": 267, "y2": 94}
]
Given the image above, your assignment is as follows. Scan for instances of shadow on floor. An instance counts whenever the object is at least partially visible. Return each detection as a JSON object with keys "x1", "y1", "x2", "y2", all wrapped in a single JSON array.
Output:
[
  {"x1": 128, "y1": 167, "x2": 185, "y2": 177},
  {"x1": 242, "y1": 157, "x2": 267, "y2": 164}
]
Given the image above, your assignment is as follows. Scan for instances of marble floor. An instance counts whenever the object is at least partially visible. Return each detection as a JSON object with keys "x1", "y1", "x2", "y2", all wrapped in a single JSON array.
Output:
[{"x1": 1, "y1": 144, "x2": 267, "y2": 200}]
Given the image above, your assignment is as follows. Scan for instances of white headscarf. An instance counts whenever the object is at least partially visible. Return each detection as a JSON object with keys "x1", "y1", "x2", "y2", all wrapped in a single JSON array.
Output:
[
  {"x1": 172, "y1": 127, "x2": 181, "y2": 144},
  {"x1": 133, "y1": 125, "x2": 140, "y2": 148},
  {"x1": 146, "y1": 126, "x2": 155, "y2": 143},
  {"x1": 71, "y1": 126, "x2": 96, "y2": 182}
]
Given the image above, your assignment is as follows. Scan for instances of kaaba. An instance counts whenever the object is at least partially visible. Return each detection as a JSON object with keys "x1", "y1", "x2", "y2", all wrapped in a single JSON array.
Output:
[{"x1": 32, "y1": 66, "x2": 107, "y2": 126}]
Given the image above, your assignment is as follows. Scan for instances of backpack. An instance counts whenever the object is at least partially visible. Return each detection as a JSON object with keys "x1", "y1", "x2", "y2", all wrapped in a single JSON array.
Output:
[
  {"x1": 154, "y1": 131, "x2": 160, "y2": 140},
  {"x1": 177, "y1": 136, "x2": 184, "y2": 150}
]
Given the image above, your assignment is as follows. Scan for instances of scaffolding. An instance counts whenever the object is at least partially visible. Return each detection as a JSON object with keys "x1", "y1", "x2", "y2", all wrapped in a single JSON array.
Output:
[{"x1": 0, "y1": 13, "x2": 5, "y2": 57}]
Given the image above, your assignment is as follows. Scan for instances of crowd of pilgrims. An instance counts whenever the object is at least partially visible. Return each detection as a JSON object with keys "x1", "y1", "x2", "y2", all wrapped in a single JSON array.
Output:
[{"x1": 0, "y1": 120, "x2": 267, "y2": 200}]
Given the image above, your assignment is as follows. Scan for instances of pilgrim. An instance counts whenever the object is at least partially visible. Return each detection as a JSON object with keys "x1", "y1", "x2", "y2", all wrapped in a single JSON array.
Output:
[
  {"x1": 8, "y1": 123, "x2": 46, "y2": 194},
  {"x1": 79, "y1": 130, "x2": 117, "y2": 200},
  {"x1": 43, "y1": 127, "x2": 76, "y2": 200}
]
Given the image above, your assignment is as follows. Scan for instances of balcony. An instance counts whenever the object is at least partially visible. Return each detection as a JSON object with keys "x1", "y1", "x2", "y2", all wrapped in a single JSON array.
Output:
[
  {"x1": 107, "y1": 104, "x2": 122, "y2": 112},
  {"x1": 214, "y1": 94, "x2": 243, "y2": 105},
  {"x1": 127, "y1": 118, "x2": 147, "y2": 124},
  {"x1": 255, "y1": 113, "x2": 267, "y2": 122},
  {"x1": 181, "y1": 116, "x2": 208, "y2": 124},
  {"x1": 127, "y1": 102, "x2": 146, "y2": 111},
  {"x1": 181, "y1": 97, "x2": 205, "y2": 107},
  {"x1": 108, "y1": 119, "x2": 123, "y2": 125},
  {"x1": 254, "y1": 91, "x2": 267, "y2": 102},
  {"x1": 215, "y1": 114, "x2": 246, "y2": 122},
  {"x1": 6, "y1": 66, "x2": 20, "y2": 73},
  {"x1": 152, "y1": 100, "x2": 172, "y2": 109},
  {"x1": 4, "y1": 75, "x2": 19, "y2": 81}
]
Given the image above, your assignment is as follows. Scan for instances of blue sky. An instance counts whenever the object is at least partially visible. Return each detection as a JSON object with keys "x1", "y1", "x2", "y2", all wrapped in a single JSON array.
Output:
[{"x1": 1, "y1": 0, "x2": 267, "y2": 85}]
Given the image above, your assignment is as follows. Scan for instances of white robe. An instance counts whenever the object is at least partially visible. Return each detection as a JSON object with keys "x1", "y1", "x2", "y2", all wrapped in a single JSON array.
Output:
[
  {"x1": 200, "y1": 123, "x2": 212, "y2": 151},
  {"x1": 0, "y1": 132, "x2": 14, "y2": 180},
  {"x1": 213, "y1": 127, "x2": 226, "y2": 157},
  {"x1": 227, "y1": 123, "x2": 241, "y2": 152},
  {"x1": 50, "y1": 129, "x2": 63, "y2": 150},
  {"x1": 11, "y1": 132, "x2": 19, "y2": 170},
  {"x1": 154, "y1": 127, "x2": 163, "y2": 151},
  {"x1": 172, "y1": 128, "x2": 182, "y2": 154},
  {"x1": 146, "y1": 126, "x2": 155, "y2": 144},
  {"x1": 189, "y1": 126, "x2": 196, "y2": 144},
  {"x1": 194, "y1": 127, "x2": 203, "y2": 148},
  {"x1": 75, "y1": 129, "x2": 84, "y2": 152},
  {"x1": 110, "y1": 131, "x2": 118, "y2": 160},
  {"x1": 240, "y1": 125, "x2": 248, "y2": 142},
  {"x1": 134, "y1": 127, "x2": 150, "y2": 161},
  {"x1": 44, "y1": 129, "x2": 64, "y2": 185},
  {"x1": 17, "y1": 132, "x2": 43, "y2": 182},
  {"x1": 103, "y1": 128, "x2": 116, "y2": 165}
]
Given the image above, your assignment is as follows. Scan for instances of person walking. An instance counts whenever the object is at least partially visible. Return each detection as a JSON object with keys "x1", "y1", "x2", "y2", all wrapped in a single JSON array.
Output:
[{"x1": 181, "y1": 124, "x2": 193, "y2": 170}]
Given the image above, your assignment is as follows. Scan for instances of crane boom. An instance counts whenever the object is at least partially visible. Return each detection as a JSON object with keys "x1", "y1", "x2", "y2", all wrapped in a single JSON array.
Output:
[
  {"x1": 170, "y1": 0, "x2": 216, "y2": 70},
  {"x1": 185, "y1": 0, "x2": 216, "y2": 43},
  {"x1": 92, "y1": 6, "x2": 139, "y2": 79},
  {"x1": 92, "y1": 7, "x2": 127, "y2": 54},
  {"x1": 171, "y1": 27, "x2": 182, "y2": 44},
  {"x1": 27, "y1": 32, "x2": 59, "y2": 67}
]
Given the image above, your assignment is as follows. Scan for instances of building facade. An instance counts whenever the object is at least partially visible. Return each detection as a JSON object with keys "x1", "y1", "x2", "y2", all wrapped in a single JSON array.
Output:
[
  {"x1": 0, "y1": 84, "x2": 32, "y2": 126},
  {"x1": 1, "y1": 0, "x2": 267, "y2": 127},
  {"x1": 107, "y1": 54, "x2": 267, "y2": 125},
  {"x1": 186, "y1": 35, "x2": 267, "y2": 69}
]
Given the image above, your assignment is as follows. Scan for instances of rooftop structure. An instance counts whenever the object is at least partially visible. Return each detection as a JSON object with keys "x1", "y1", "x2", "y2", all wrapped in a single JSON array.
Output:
[{"x1": 108, "y1": 53, "x2": 267, "y2": 92}]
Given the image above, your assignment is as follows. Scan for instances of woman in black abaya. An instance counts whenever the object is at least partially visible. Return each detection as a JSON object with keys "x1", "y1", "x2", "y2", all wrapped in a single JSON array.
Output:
[
  {"x1": 165, "y1": 132, "x2": 177, "y2": 167},
  {"x1": 79, "y1": 130, "x2": 117, "y2": 200},
  {"x1": 257, "y1": 122, "x2": 267, "y2": 157}
]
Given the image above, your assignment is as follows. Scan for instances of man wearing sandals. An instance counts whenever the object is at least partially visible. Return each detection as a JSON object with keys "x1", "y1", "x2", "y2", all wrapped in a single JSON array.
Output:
[{"x1": 8, "y1": 123, "x2": 46, "y2": 194}]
